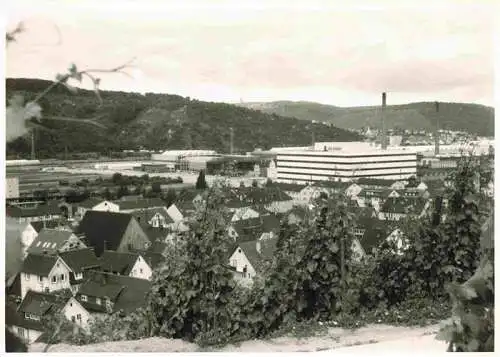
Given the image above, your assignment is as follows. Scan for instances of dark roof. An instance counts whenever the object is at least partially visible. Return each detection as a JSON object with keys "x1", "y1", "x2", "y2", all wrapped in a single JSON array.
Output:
[
  {"x1": 358, "y1": 222, "x2": 390, "y2": 254},
  {"x1": 59, "y1": 248, "x2": 100, "y2": 273},
  {"x1": 174, "y1": 201, "x2": 198, "y2": 216},
  {"x1": 21, "y1": 254, "x2": 60, "y2": 276},
  {"x1": 312, "y1": 181, "x2": 351, "y2": 191},
  {"x1": 131, "y1": 207, "x2": 174, "y2": 225},
  {"x1": 77, "y1": 211, "x2": 134, "y2": 256},
  {"x1": 241, "y1": 187, "x2": 293, "y2": 205},
  {"x1": 30, "y1": 220, "x2": 66, "y2": 233},
  {"x1": 356, "y1": 178, "x2": 396, "y2": 187},
  {"x1": 113, "y1": 197, "x2": 166, "y2": 211},
  {"x1": 273, "y1": 182, "x2": 305, "y2": 192},
  {"x1": 76, "y1": 271, "x2": 151, "y2": 314},
  {"x1": 18, "y1": 290, "x2": 64, "y2": 315},
  {"x1": 99, "y1": 251, "x2": 141, "y2": 275},
  {"x1": 6, "y1": 273, "x2": 22, "y2": 297},
  {"x1": 380, "y1": 197, "x2": 428, "y2": 215},
  {"x1": 139, "y1": 224, "x2": 170, "y2": 243},
  {"x1": 27, "y1": 228, "x2": 76, "y2": 255},
  {"x1": 5, "y1": 299, "x2": 43, "y2": 331},
  {"x1": 237, "y1": 238, "x2": 277, "y2": 273},
  {"x1": 6, "y1": 202, "x2": 61, "y2": 218},
  {"x1": 130, "y1": 248, "x2": 166, "y2": 269},
  {"x1": 176, "y1": 189, "x2": 205, "y2": 203}
]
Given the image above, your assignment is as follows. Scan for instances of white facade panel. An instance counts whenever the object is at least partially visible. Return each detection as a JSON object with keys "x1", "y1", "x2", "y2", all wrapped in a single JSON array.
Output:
[
  {"x1": 277, "y1": 167, "x2": 417, "y2": 177},
  {"x1": 277, "y1": 154, "x2": 416, "y2": 165},
  {"x1": 278, "y1": 161, "x2": 417, "y2": 170}
]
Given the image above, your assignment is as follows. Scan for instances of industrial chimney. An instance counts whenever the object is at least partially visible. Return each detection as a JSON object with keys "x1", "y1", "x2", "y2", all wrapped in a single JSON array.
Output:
[
  {"x1": 381, "y1": 92, "x2": 388, "y2": 150},
  {"x1": 434, "y1": 101, "x2": 440, "y2": 156},
  {"x1": 230, "y1": 127, "x2": 234, "y2": 154}
]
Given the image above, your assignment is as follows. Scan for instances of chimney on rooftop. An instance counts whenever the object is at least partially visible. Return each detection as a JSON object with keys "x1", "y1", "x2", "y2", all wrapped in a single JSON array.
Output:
[
  {"x1": 381, "y1": 92, "x2": 388, "y2": 150},
  {"x1": 435, "y1": 102, "x2": 440, "y2": 156}
]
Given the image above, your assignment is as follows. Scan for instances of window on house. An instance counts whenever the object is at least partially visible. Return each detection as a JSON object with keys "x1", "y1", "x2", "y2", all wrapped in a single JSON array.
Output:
[
  {"x1": 24, "y1": 273, "x2": 30, "y2": 280},
  {"x1": 52, "y1": 276, "x2": 57, "y2": 283},
  {"x1": 61, "y1": 274, "x2": 65, "y2": 281},
  {"x1": 45, "y1": 288, "x2": 50, "y2": 293},
  {"x1": 71, "y1": 316, "x2": 76, "y2": 323},
  {"x1": 140, "y1": 268, "x2": 143, "y2": 274},
  {"x1": 38, "y1": 276, "x2": 43, "y2": 282},
  {"x1": 18, "y1": 327, "x2": 25, "y2": 338},
  {"x1": 77, "y1": 314, "x2": 82, "y2": 320},
  {"x1": 81, "y1": 295, "x2": 88, "y2": 302}
]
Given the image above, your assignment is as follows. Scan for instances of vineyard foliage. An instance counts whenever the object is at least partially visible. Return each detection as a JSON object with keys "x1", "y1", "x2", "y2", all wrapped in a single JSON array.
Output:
[{"x1": 37, "y1": 157, "x2": 493, "y2": 352}]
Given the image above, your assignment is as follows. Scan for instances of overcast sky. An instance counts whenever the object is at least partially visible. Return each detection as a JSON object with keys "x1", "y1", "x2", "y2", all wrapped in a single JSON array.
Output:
[{"x1": 5, "y1": 0, "x2": 496, "y2": 107}]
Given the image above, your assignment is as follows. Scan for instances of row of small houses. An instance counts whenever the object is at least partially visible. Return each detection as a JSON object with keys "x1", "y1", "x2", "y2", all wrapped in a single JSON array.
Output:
[{"x1": 6, "y1": 180, "x2": 444, "y2": 344}]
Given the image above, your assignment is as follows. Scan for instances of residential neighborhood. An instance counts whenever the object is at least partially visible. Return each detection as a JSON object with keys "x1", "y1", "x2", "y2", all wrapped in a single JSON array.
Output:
[{"x1": 5, "y1": 172, "x2": 461, "y2": 345}]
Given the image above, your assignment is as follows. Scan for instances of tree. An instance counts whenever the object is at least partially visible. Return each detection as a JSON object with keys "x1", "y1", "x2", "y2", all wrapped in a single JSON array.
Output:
[
  {"x1": 111, "y1": 173, "x2": 123, "y2": 185},
  {"x1": 117, "y1": 185, "x2": 130, "y2": 198},
  {"x1": 151, "y1": 182, "x2": 162, "y2": 194},
  {"x1": 251, "y1": 179, "x2": 258, "y2": 188},
  {"x1": 195, "y1": 170, "x2": 208, "y2": 190},
  {"x1": 163, "y1": 188, "x2": 177, "y2": 207}
]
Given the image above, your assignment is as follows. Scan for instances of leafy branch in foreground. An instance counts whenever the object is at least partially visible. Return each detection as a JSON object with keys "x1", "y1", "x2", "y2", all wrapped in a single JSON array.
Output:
[{"x1": 6, "y1": 24, "x2": 136, "y2": 142}]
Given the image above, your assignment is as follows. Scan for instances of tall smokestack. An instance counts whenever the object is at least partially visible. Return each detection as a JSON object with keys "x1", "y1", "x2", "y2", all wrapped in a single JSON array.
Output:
[
  {"x1": 30, "y1": 130, "x2": 36, "y2": 160},
  {"x1": 230, "y1": 127, "x2": 234, "y2": 154},
  {"x1": 381, "y1": 92, "x2": 387, "y2": 150},
  {"x1": 435, "y1": 101, "x2": 440, "y2": 156}
]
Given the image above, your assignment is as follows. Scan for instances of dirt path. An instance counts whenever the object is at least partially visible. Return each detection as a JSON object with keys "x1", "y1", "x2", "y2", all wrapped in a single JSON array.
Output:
[{"x1": 30, "y1": 323, "x2": 443, "y2": 353}]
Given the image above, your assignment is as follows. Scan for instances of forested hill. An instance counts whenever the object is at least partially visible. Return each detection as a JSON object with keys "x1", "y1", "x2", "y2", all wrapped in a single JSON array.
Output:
[
  {"x1": 6, "y1": 78, "x2": 362, "y2": 158},
  {"x1": 239, "y1": 100, "x2": 495, "y2": 136}
]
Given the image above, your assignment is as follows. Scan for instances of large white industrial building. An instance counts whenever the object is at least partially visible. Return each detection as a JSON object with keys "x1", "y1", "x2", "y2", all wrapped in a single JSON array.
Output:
[{"x1": 275, "y1": 142, "x2": 418, "y2": 184}]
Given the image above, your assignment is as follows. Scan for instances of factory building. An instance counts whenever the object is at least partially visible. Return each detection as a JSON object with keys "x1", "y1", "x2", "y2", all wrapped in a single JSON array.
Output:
[{"x1": 275, "y1": 143, "x2": 418, "y2": 184}]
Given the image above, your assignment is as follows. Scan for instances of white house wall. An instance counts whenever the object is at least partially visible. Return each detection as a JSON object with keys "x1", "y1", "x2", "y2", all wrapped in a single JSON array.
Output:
[
  {"x1": 129, "y1": 256, "x2": 153, "y2": 280},
  {"x1": 93, "y1": 201, "x2": 120, "y2": 212},
  {"x1": 229, "y1": 248, "x2": 257, "y2": 280},
  {"x1": 10, "y1": 325, "x2": 43, "y2": 344},
  {"x1": 62, "y1": 297, "x2": 92, "y2": 330},
  {"x1": 21, "y1": 258, "x2": 72, "y2": 299}
]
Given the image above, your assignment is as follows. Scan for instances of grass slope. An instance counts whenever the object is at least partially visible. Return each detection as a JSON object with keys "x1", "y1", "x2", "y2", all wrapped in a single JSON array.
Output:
[
  {"x1": 6, "y1": 78, "x2": 362, "y2": 158},
  {"x1": 240, "y1": 101, "x2": 495, "y2": 136}
]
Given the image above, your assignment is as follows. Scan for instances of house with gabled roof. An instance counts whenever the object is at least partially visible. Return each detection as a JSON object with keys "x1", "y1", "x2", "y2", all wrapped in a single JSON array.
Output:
[
  {"x1": 27, "y1": 228, "x2": 86, "y2": 256},
  {"x1": 176, "y1": 189, "x2": 205, "y2": 206},
  {"x1": 112, "y1": 197, "x2": 166, "y2": 213},
  {"x1": 229, "y1": 214, "x2": 281, "y2": 243},
  {"x1": 76, "y1": 211, "x2": 150, "y2": 257},
  {"x1": 20, "y1": 254, "x2": 73, "y2": 299},
  {"x1": 132, "y1": 207, "x2": 175, "y2": 229},
  {"x1": 75, "y1": 270, "x2": 152, "y2": 318},
  {"x1": 230, "y1": 206, "x2": 261, "y2": 222},
  {"x1": 272, "y1": 182, "x2": 305, "y2": 203},
  {"x1": 379, "y1": 197, "x2": 430, "y2": 221},
  {"x1": 228, "y1": 238, "x2": 277, "y2": 285},
  {"x1": 6, "y1": 289, "x2": 90, "y2": 344},
  {"x1": 76, "y1": 198, "x2": 119, "y2": 218},
  {"x1": 58, "y1": 248, "x2": 101, "y2": 294},
  {"x1": 99, "y1": 251, "x2": 153, "y2": 280}
]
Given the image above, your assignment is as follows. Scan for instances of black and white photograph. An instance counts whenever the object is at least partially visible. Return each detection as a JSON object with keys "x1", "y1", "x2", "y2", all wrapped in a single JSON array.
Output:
[{"x1": 4, "y1": 0, "x2": 495, "y2": 353}]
